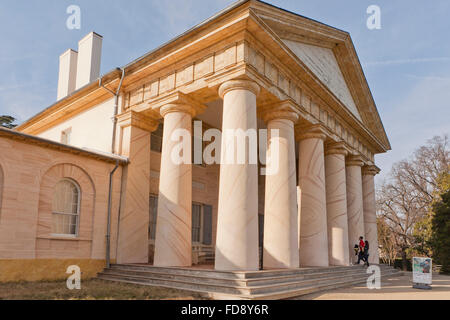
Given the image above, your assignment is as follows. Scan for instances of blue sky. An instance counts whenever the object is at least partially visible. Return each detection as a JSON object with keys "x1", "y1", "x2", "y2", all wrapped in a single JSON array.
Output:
[{"x1": 0, "y1": 0, "x2": 449, "y2": 181}]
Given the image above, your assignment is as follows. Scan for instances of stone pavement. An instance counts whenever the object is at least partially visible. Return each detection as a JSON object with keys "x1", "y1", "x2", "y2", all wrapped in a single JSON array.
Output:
[{"x1": 295, "y1": 272, "x2": 450, "y2": 300}]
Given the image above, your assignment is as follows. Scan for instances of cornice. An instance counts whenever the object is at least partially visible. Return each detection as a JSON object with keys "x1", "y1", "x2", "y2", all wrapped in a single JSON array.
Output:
[{"x1": 362, "y1": 165, "x2": 381, "y2": 176}]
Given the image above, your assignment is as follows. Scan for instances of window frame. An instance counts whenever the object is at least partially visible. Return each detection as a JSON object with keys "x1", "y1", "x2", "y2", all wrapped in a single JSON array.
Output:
[
  {"x1": 149, "y1": 194, "x2": 158, "y2": 242},
  {"x1": 51, "y1": 178, "x2": 81, "y2": 238},
  {"x1": 60, "y1": 127, "x2": 72, "y2": 145},
  {"x1": 191, "y1": 202, "x2": 204, "y2": 245},
  {"x1": 150, "y1": 123, "x2": 163, "y2": 153},
  {"x1": 148, "y1": 196, "x2": 213, "y2": 247}
]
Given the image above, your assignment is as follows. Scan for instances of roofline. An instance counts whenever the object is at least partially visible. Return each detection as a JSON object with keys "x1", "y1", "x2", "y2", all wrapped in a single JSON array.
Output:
[
  {"x1": 256, "y1": 0, "x2": 349, "y2": 34},
  {"x1": 17, "y1": 0, "x2": 390, "y2": 152},
  {"x1": 18, "y1": 0, "x2": 349, "y2": 131},
  {"x1": 0, "y1": 127, "x2": 128, "y2": 165}
]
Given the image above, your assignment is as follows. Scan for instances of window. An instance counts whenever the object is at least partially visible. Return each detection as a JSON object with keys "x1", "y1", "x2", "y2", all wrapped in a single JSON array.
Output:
[
  {"x1": 61, "y1": 128, "x2": 72, "y2": 145},
  {"x1": 52, "y1": 179, "x2": 80, "y2": 236},
  {"x1": 148, "y1": 195, "x2": 212, "y2": 246},
  {"x1": 192, "y1": 204, "x2": 202, "y2": 243},
  {"x1": 151, "y1": 123, "x2": 163, "y2": 152},
  {"x1": 149, "y1": 195, "x2": 158, "y2": 240},
  {"x1": 192, "y1": 203, "x2": 213, "y2": 245}
]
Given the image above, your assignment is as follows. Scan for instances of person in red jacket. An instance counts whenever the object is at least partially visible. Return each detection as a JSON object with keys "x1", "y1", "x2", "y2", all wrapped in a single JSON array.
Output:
[{"x1": 356, "y1": 236, "x2": 367, "y2": 265}]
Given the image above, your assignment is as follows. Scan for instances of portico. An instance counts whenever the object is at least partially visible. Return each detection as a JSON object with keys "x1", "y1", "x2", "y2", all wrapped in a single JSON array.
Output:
[
  {"x1": 109, "y1": 1, "x2": 390, "y2": 271},
  {"x1": 8, "y1": 0, "x2": 390, "y2": 282}
]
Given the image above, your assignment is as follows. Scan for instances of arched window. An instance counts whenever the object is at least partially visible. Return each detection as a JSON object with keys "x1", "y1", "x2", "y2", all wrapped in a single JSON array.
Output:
[{"x1": 52, "y1": 179, "x2": 80, "y2": 236}]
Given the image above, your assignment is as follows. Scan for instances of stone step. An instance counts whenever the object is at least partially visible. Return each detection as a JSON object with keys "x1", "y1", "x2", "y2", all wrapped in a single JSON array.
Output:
[
  {"x1": 248, "y1": 270, "x2": 399, "y2": 295},
  {"x1": 109, "y1": 263, "x2": 373, "y2": 280},
  {"x1": 213, "y1": 270, "x2": 402, "y2": 300},
  {"x1": 98, "y1": 267, "x2": 400, "y2": 299},
  {"x1": 101, "y1": 266, "x2": 385, "y2": 288},
  {"x1": 98, "y1": 272, "x2": 246, "y2": 295}
]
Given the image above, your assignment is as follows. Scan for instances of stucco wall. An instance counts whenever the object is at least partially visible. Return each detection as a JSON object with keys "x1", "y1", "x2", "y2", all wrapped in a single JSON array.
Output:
[
  {"x1": 0, "y1": 136, "x2": 122, "y2": 282},
  {"x1": 38, "y1": 98, "x2": 117, "y2": 153}
]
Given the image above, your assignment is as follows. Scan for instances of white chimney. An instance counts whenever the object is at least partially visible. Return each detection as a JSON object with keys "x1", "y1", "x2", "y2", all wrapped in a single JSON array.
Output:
[
  {"x1": 57, "y1": 49, "x2": 78, "y2": 100},
  {"x1": 75, "y1": 32, "x2": 103, "y2": 90}
]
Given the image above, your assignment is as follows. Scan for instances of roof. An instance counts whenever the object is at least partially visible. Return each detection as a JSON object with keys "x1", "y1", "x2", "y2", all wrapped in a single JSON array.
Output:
[
  {"x1": 0, "y1": 127, "x2": 128, "y2": 165},
  {"x1": 16, "y1": 0, "x2": 390, "y2": 152}
]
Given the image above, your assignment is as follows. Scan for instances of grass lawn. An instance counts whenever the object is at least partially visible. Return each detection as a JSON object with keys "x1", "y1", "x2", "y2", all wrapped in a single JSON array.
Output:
[{"x1": 0, "y1": 279, "x2": 209, "y2": 300}]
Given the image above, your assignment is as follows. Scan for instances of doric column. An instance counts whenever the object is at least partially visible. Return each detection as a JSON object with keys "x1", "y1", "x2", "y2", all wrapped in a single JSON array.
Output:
[
  {"x1": 215, "y1": 79, "x2": 260, "y2": 271},
  {"x1": 153, "y1": 104, "x2": 197, "y2": 267},
  {"x1": 346, "y1": 155, "x2": 365, "y2": 263},
  {"x1": 362, "y1": 165, "x2": 381, "y2": 264},
  {"x1": 297, "y1": 125, "x2": 329, "y2": 267},
  {"x1": 261, "y1": 102, "x2": 299, "y2": 269},
  {"x1": 325, "y1": 142, "x2": 350, "y2": 266},
  {"x1": 116, "y1": 111, "x2": 158, "y2": 264}
]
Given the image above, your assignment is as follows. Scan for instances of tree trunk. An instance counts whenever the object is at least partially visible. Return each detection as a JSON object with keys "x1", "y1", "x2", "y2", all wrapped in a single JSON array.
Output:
[{"x1": 401, "y1": 250, "x2": 408, "y2": 271}]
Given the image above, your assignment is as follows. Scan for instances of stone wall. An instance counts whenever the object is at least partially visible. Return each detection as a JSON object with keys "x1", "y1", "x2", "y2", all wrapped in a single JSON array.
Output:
[{"x1": 0, "y1": 135, "x2": 122, "y2": 282}]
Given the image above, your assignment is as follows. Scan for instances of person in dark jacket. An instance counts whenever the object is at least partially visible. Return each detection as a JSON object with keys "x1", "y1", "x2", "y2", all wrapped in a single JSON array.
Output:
[{"x1": 363, "y1": 240, "x2": 370, "y2": 267}]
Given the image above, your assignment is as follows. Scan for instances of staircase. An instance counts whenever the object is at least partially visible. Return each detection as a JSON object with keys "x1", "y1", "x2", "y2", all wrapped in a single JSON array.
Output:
[{"x1": 97, "y1": 264, "x2": 401, "y2": 300}]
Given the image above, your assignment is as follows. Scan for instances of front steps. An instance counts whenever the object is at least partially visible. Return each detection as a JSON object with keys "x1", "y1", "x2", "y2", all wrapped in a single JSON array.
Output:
[{"x1": 97, "y1": 264, "x2": 401, "y2": 300}]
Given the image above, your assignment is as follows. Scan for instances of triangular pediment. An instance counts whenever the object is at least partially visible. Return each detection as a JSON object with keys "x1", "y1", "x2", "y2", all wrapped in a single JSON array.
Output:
[
  {"x1": 249, "y1": 0, "x2": 391, "y2": 151},
  {"x1": 282, "y1": 39, "x2": 362, "y2": 122}
]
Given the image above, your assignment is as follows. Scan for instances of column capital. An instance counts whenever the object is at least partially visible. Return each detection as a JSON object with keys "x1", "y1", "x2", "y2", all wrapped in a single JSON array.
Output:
[
  {"x1": 325, "y1": 141, "x2": 349, "y2": 156},
  {"x1": 259, "y1": 100, "x2": 299, "y2": 123},
  {"x1": 149, "y1": 91, "x2": 206, "y2": 118},
  {"x1": 218, "y1": 79, "x2": 260, "y2": 99},
  {"x1": 117, "y1": 111, "x2": 159, "y2": 132},
  {"x1": 160, "y1": 103, "x2": 198, "y2": 118},
  {"x1": 362, "y1": 165, "x2": 381, "y2": 176},
  {"x1": 296, "y1": 124, "x2": 327, "y2": 141},
  {"x1": 346, "y1": 155, "x2": 365, "y2": 167}
]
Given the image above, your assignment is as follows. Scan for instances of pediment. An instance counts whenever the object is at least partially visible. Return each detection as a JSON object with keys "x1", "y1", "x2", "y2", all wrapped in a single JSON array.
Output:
[
  {"x1": 248, "y1": 1, "x2": 391, "y2": 151},
  {"x1": 282, "y1": 39, "x2": 362, "y2": 122}
]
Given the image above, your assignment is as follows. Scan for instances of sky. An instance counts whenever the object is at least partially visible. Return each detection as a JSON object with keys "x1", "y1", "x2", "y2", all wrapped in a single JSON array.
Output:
[{"x1": 0, "y1": 0, "x2": 449, "y2": 183}]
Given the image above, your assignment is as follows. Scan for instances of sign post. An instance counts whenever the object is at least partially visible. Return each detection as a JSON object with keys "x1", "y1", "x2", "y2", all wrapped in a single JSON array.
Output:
[{"x1": 412, "y1": 257, "x2": 432, "y2": 290}]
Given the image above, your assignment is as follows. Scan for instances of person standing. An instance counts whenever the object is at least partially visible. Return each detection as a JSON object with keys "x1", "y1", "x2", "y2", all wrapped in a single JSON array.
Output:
[
  {"x1": 364, "y1": 240, "x2": 370, "y2": 267},
  {"x1": 356, "y1": 236, "x2": 366, "y2": 265}
]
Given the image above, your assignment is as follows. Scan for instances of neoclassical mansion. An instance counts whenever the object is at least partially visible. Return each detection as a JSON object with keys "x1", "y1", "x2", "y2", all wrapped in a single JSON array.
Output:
[{"x1": 0, "y1": 0, "x2": 390, "y2": 281}]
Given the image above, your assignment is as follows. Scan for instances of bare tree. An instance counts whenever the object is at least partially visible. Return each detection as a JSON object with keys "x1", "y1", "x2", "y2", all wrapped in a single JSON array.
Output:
[
  {"x1": 377, "y1": 134, "x2": 449, "y2": 270},
  {"x1": 377, "y1": 217, "x2": 398, "y2": 266}
]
